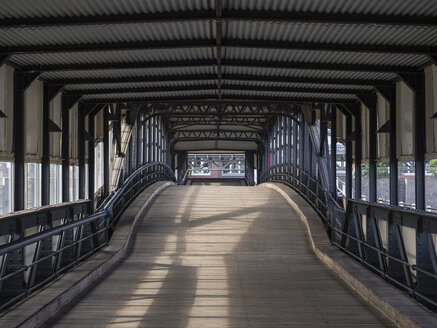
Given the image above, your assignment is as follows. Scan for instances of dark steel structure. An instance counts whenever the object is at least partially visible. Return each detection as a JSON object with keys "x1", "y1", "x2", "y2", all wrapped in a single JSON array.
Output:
[{"x1": 0, "y1": 0, "x2": 437, "y2": 314}]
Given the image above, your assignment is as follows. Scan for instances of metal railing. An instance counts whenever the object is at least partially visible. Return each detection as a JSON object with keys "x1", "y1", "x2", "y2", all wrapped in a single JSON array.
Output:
[
  {"x1": 179, "y1": 169, "x2": 249, "y2": 185},
  {"x1": 0, "y1": 162, "x2": 175, "y2": 310},
  {"x1": 261, "y1": 164, "x2": 437, "y2": 309},
  {"x1": 260, "y1": 164, "x2": 339, "y2": 228}
]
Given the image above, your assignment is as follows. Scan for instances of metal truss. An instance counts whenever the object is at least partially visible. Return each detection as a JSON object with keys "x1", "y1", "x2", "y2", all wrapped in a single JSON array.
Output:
[
  {"x1": 143, "y1": 103, "x2": 299, "y2": 119},
  {"x1": 169, "y1": 116, "x2": 267, "y2": 127},
  {"x1": 171, "y1": 129, "x2": 263, "y2": 142}
]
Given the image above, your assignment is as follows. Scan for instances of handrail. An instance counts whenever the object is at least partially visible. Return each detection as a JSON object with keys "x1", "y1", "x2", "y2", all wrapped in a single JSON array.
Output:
[
  {"x1": 260, "y1": 163, "x2": 437, "y2": 309},
  {"x1": 178, "y1": 168, "x2": 248, "y2": 185},
  {"x1": 0, "y1": 162, "x2": 175, "y2": 310}
]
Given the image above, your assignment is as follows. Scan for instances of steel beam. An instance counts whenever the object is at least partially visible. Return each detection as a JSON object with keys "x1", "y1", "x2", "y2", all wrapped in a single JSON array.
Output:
[
  {"x1": 0, "y1": 10, "x2": 433, "y2": 28},
  {"x1": 67, "y1": 84, "x2": 373, "y2": 96},
  {"x1": 46, "y1": 73, "x2": 393, "y2": 87},
  {"x1": 22, "y1": 58, "x2": 417, "y2": 73},
  {"x1": 4, "y1": 37, "x2": 433, "y2": 56},
  {"x1": 80, "y1": 95, "x2": 358, "y2": 105}
]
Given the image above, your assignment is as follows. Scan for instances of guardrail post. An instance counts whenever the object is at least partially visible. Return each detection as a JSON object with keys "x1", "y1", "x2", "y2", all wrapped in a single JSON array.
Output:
[
  {"x1": 416, "y1": 217, "x2": 437, "y2": 304},
  {"x1": 0, "y1": 222, "x2": 25, "y2": 303}
]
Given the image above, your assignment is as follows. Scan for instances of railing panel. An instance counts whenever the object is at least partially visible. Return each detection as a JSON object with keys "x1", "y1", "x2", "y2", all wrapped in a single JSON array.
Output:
[
  {"x1": 0, "y1": 162, "x2": 175, "y2": 310},
  {"x1": 261, "y1": 163, "x2": 437, "y2": 310}
]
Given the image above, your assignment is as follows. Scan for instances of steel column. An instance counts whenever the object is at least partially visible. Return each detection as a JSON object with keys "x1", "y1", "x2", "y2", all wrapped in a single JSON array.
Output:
[
  {"x1": 148, "y1": 117, "x2": 152, "y2": 163},
  {"x1": 369, "y1": 103, "x2": 377, "y2": 203},
  {"x1": 330, "y1": 105, "x2": 337, "y2": 197},
  {"x1": 388, "y1": 86, "x2": 398, "y2": 206},
  {"x1": 13, "y1": 72, "x2": 37, "y2": 211},
  {"x1": 414, "y1": 72, "x2": 426, "y2": 210},
  {"x1": 142, "y1": 114, "x2": 147, "y2": 165},
  {"x1": 78, "y1": 104, "x2": 86, "y2": 199},
  {"x1": 355, "y1": 105, "x2": 362, "y2": 200},
  {"x1": 41, "y1": 84, "x2": 50, "y2": 205},
  {"x1": 61, "y1": 94, "x2": 70, "y2": 202},
  {"x1": 88, "y1": 111, "x2": 95, "y2": 206},
  {"x1": 103, "y1": 106, "x2": 109, "y2": 198},
  {"x1": 345, "y1": 113, "x2": 353, "y2": 200},
  {"x1": 300, "y1": 113, "x2": 305, "y2": 171}
]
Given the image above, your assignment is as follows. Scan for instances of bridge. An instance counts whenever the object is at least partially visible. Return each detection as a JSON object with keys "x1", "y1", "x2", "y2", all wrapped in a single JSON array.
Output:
[{"x1": 0, "y1": 1, "x2": 437, "y2": 327}]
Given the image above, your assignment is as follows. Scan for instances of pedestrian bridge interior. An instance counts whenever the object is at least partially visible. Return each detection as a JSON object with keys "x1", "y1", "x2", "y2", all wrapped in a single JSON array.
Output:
[{"x1": 0, "y1": 1, "x2": 437, "y2": 327}]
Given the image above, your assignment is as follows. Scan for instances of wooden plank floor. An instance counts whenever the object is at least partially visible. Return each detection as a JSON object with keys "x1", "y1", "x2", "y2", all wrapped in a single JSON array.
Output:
[{"x1": 46, "y1": 186, "x2": 394, "y2": 328}]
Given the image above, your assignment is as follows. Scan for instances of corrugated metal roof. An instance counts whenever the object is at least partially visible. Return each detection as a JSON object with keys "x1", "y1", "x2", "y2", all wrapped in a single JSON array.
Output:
[
  {"x1": 10, "y1": 48, "x2": 213, "y2": 66},
  {"x1": 2, "y1": 0, "x2": 435, "y2": 104},
  {"x1": 82, "y1": 89, "x2": 217, "y2": 100},
  {"x1": 64, "y1": 80, "x2": 217, "y2": 91},
  {"x1": 223, "y1": 66, "x2": 397, "y2": 80},
  {"x1": 224, "y1": 0, "x2": 437, "y2": 17},
  {"x1": 1, "y1": 0, "x2": 435, "y2": 20},
  {"x1": 223, "y1": 80, "x2": 374, "y2": 90},
  {"x1": 224, "y1": 47, "x2": 429, "y2": 67},
  {"x1": 0, "y1": 0, "x2": 214, "y2": 19},
  {"x1": 222, "y1": 89, "x2": 357, "y2": 100},
  {"x1": 0, "y1": 21, "x2": 213, "y2": 47},
  {"x1": 225, "y1": 21, "x2": 437, "y2": 46},
  {"x1": 40, "y1": 66, "x2": 215, "y2": 80}
]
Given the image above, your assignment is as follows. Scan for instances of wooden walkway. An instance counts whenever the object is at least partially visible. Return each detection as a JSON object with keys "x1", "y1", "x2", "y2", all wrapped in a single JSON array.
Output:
[{"x1": 46, "y1": 185, "x2": 394, "y2": 327}]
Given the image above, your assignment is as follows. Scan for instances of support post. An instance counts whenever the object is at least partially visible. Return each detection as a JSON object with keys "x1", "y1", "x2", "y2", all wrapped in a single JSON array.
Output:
[
  {"x1": 376, "y1": 85, "x2": 398, "y2": 205},
  {"x1": 143, "y1": 113, "x2": 147, "y2": 165},
  {"x1": 369, "y1": 105, "x2": 377, "y2": 203},
  {"x1": 300, "y1": 113, "x2": 305, "y2": 171},
  {"x1": 88, "y1": 111, "x2": 95, "y2": 207},
  {"x1": 78, "y1": 104, "x2": 86, "y2": 199},
  {"x1": 103, "y1": 106, "x2": 109, "y2": 198},
  {"x1": 389, "y1": 88, "x2": 398, "y2": 206},
  {"x1": 345, "y1": 113, "x2": 353, "y2": 200},
  {"x1": 292, "y1": 120, "x2": 298, "y2": 167},
  {"x1": 136, "y1": 113, "x2": 141, "y2": 168},
  {"x1": 355, "y1": 104, "x2": 362, "y2": 200},
  {"x1": 414, "y1": 72, "x2": 426, "y2": 210},
  {"x1": 41, "y1": 84, "x2": 50, "y2": 205},
  {"x1": 61, "y1": 94, "x2": 70, "y2": 202},
  {"x1": 13, "y1": 72, "x2": 38, "y2": 211},
  {"x1": 330, "y1": 105, "x2": 337, "y2": 197}
]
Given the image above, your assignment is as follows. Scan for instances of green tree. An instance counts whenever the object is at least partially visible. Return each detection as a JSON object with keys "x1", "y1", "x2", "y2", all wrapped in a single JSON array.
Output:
[
  {"x1": 377, "y1": 162, "x2": 389, "y2": 178},
  {"x1": 429, "y1": 159, "x2": 437, "y2": 178}
]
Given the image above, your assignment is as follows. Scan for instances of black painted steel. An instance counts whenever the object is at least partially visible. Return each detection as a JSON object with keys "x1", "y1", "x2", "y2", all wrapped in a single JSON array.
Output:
[
  {"x1": 0, "y1": 162, "x2": 175, "y2": 311},
  {"x1": 261, "y1": 163, "x2": 437, "y2": 309},
  {"x1": 41, "y1": 83, "x2": 51, "y2": 205}
]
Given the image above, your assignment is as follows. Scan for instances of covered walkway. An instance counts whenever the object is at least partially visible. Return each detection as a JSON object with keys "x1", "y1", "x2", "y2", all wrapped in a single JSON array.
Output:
[
  {"x1": 46, "y1": 185, "x2": 392, "y2": 327},
  {"x1": 1, "y1": 1, "x2": 437, "y2": 327}
]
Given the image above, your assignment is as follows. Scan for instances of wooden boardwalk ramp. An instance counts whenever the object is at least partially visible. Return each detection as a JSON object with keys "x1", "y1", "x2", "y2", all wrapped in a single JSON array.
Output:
[{"x1": 45, "y1": 185, "x2": 394, "y2": 327}]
